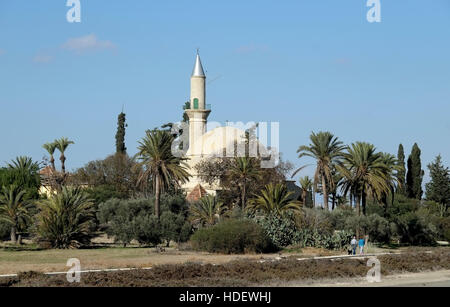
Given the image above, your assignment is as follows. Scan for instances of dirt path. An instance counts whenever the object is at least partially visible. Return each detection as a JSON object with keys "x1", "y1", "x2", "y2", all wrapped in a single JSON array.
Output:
[{"x1": 282, "y1": 270, "x2": 450, "y2": 287}]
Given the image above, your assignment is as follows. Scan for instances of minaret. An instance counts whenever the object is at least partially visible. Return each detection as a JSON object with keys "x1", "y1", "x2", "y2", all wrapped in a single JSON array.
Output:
[{"x1": 185, "y1": 52, "x2": 211, "y2": 156}]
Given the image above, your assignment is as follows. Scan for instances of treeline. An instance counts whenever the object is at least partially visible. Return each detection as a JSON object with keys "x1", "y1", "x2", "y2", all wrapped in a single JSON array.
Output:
[{"x1": 0, "y1": 114, "x2": 449, "y2": 252}]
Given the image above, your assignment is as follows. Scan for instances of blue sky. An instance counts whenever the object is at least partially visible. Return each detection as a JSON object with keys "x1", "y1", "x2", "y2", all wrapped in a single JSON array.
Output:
[{"x1": 0, "y1": 0, "x2": 449, "y2": 188}]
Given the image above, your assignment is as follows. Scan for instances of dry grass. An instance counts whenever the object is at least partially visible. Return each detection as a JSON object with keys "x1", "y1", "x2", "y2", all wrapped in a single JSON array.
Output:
[
  {"x1": 0, "y1": 246, "x2": 287, "y2": 275},
  {"x1": 0, "y1": 242, "x2": 352, "y2": 275},
  {"x1": 2, "y1": 249, "x2": 449, "y2": 287}
]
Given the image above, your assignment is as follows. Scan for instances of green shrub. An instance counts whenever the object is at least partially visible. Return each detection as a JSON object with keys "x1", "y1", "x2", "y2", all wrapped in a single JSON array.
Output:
[
  {"x1": 343, "y1": 214, "x2": 394, "y2": 244},
  {"x1": 160, "y1": 211, "x2": 192, "y2": 246},
  {"x1": 35, "y1": 187, "x2": 95, "y2": 249},
  {"x1": 328, "y1": 207, "x2": 357, "y2": 230},
  {"x1": 295, "y1": 229, "x2": 353, "y2": 250},
  {"x1": 255, "y1": 213, "x2": 299, "y2": 248},
  {"x1": 97, "y1": 195, "x2": 190, "y2": 246},
  {"x1": 441, "y1": 217, "x2": 450, "y2": 241},
  {"x1": 0, "y1": 220, "x2": 10, "y2": 241},
  {"x1": 394, "y1": 212, "x2": 437, "y2": 245},
  {"x1": 85, "y1": 185, "x2": 128, "y2": 207},
  {"x1": 134, "y1": 215, "x2": 161, "y2": 246},
  {"x1": 296, "y1": 208, "x2": 334, "y2": 236},
  {"x1": 190, "y1": 219, "x2": 276, "y2": 254}
]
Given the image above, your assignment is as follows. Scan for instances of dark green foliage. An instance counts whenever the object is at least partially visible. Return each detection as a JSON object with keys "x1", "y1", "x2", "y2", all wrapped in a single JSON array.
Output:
[
  {"x1": 256, "y1": 210, "x2": 353, "y2": 249},
  {"x1": 394, "y1": 212, "x2": 437, "y2": 245},
  {"x1": 84, "y1": 185, "x2": 129, "y2": 207},
  {"x1": 0, "y1": 220, "x2": 10, "y2": 240},
  {"x1": 425, "y1": 155, "x2": 450, "y2": 216},
  {"x1": 438, "y1": 217, "x2": 450, "y2": 241},
  {"x1": 295, "y1": 229, "x2": 353, "y2": 250},
  {"x1": 190, "y1": 219, "x2": 276, "y2": 254},
  {"x1": 97, "y1": 195, "x2": 190, "y2": 246},
  {"x1": 115, "y1": 112, "x2": 127, "y2": 154},
  {"x1": 385, "y1": 194, "x2": 419, "y2": 217},
  {"x1": 160, "y1": 211, "x2": 192, "y2": 245},
  {"x1": 255, "y1": 213, "x2": 299, "y2": 248},
  {"x1": 406, "y1": 143, "x2": 424, "y2": 199},
  {"x1": 396, "y1": 144, "x2": 406, "y2": 195},
  {"x1": 70, "y1": 153, "x2": 141, "y2": 200},
  {"x1": 35, "y1": 187, "x2": 95, "y2": 249},
  {"x1": 0, "y1": 157, "x2": 41, "y2": 200},
  {"x1": 134, "y1": 215, "x2": 161, "y2": 246},
  {"x1": 97, "y1": 198, "x2": 153, "y2": 246},
  {"x1": 343, "y1": 214, "x2": 394, "y2": 244},
  {"x1": 195, "y1": 157, "x2": 291, "y2": 209}
]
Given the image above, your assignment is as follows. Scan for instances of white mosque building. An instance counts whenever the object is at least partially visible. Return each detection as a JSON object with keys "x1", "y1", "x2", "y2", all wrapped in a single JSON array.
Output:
[{"x1": 180, "y1": 53, "x2": 272, "y2": 201}]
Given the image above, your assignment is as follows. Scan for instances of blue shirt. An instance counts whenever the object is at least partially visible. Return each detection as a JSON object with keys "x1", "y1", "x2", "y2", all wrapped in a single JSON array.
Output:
[{"x1": 359, "y1": 239, "x2": 365, "y2": 247}]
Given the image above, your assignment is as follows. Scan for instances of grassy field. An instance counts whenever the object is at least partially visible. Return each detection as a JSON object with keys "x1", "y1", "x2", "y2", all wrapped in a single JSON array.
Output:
[
  {"x1": 0, "y1": 240, "x2": 441, "y2": 276},
  {"x1": 0, "y1": 245, "x2": 288, "y2": 275},
  {"x1": 2, "y1": 249, "x2": 449, "y2": 287}
]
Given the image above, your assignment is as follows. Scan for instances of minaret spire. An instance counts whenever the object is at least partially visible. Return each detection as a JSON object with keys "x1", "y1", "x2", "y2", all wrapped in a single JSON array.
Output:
[
  {"x1": 192, "y1": 51, "x2": 205, "y2": 77},
  {"x1": 185, "y1": 52, "x2": 210, "y2": 156}
]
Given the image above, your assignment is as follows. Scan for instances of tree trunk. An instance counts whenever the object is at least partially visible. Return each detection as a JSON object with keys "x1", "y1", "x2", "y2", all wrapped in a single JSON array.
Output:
[
  {"x1": 242, "y1": 183, "x2": 246, "y2": 209},
  {"x1": 18, "y1": 234, "x2": 23, "y2": 245},
  {"x1": 312, "y1": 187, "x2": 316, "y2": 208},
  {"x1": 355, "y1": 192, "x2": 361, "y2": 238},
  {"x1": 362, "y1": 187, "x2": 367, "y2": 216},
  {"x1": 382, "y1": 193, "x2": 388, "y2": 218},
  {"x1": 10, "y1": 226, "x2": 17, "y2": 244},
  {"x1": 302, "y1": 190, "x2": 307, "y2": 207},
  {"x1": 155, "y1": 175, "x2": 161, "y2": 219},
  {"x1": 355, "y1": 193, "x2": 361, "y2": 216},
  {"x1": 350, "y1": 192, "x2": 353, "y2": 208},
  {"x1": 60, "y1": 154, "x2": 66, "y2": 174},
  {"x1": 50, "y1": 155, "x2": 56, "y2": 170},
  {"x1": 321, "y1": 174, "x2": 329, "y2": 210}
]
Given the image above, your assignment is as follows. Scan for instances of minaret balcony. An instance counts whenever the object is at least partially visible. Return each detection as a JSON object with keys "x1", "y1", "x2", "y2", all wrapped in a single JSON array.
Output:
[{"x1": 183, "y1": 104, "x2": 211, "y2": 111}]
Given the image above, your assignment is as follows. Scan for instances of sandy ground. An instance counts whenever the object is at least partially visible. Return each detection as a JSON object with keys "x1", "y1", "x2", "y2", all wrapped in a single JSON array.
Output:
[
  {"x1": 0, "y1": 248, "x2": 284, "y2": 275},
  {"x1": 0, "y1": 241, "x2": 352, "y2": 275},
  {"x1": 272, "y1": 270, "x2": 450, "y2": 287}
]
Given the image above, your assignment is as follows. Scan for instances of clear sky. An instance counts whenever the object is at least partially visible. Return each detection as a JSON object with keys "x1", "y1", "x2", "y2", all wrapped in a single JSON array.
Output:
[{"x1": 0, "y1": 0, "x2": 449, "y2": 188}]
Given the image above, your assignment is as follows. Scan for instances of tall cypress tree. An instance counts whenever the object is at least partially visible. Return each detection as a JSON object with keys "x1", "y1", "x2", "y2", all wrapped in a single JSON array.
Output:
[
  {"x1": 396, "y1": 144, "x2": 406, "y2": 195},
  {"x1": 406, "y1": 143, "x2": 423, "y2": 199},
  {"x1": 115, "y1": 112, "x2": 127, "y2": 154},
  {"x1": 425, "y1": 155, "x2": 450, "y2": 216}
]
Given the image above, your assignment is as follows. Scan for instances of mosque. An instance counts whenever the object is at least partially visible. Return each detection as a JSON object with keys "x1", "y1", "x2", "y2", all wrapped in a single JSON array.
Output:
[{"x1": 181, "y1": 53, "x2": 269, "y2": 201}]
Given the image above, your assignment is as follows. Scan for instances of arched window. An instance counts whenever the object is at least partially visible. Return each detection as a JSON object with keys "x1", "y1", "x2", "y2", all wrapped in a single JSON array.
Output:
[{"x1": 193, "y1": 98, "x2": 199, "y2": 109}]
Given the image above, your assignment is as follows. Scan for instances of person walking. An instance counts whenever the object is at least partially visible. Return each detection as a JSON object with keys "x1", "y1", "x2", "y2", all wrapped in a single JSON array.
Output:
[
  {"x1": 351, "y1": 236, "x2": 357, "y2": 255},
  {"x1": 358, "y1": 237, "x2": 365, "y2": 255}
]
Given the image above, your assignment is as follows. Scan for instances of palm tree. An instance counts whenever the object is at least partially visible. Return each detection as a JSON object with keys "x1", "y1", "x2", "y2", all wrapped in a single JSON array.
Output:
[
  {"x1": 247, "y1": 183, "x2": 302, "y2": 216},
  {"x1": 189, "y1": 195, "x2": 228, "y2": 227},
  {"x1": 7, "y1": 156, "x2": 40, "y2": 173},
  {"x1": 299, "y1": 176, "x2": 313, "y2": 208},
  {"x1": 293, "y1": 132, "x2": 345, "y2": 210},
  {"x1": 54, "y1": 137, "x2": 74, "y2": 174},
  {"x1": 329, "y1": 169, "x2": 344, "y2": 210},
  {"x1": 35, "y1": 187, "x2": 94, "y2": 249},
  {"x1": 137, "y1": 129, "x2": 190, "y2": 218},
  {"x1": 42, "y1": 142, "x2": 58, "y2": 170},
  {"x1": 228, "y1": 157, "x2": 261, "y2": 209},
  {"x1": 379, "y1": 152, "x2": 400, "y2": 216},
  {"x1": 0, "y1": 185, "x2": 32, "y2": 244},
  {"x1": 6, "y1": 156, "x2": 41, "y2": 198},
  {"x1": 338, "y1": 142, "x2": 389, "y2": 216}
]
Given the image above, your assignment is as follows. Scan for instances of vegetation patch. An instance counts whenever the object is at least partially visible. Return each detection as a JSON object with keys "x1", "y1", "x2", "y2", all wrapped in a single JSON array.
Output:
[
  {"x1": 2, "y1": 249, "x2": 449, "y2": 287},
  {"x1": 190, "y1": 219, "x2": 276, "y2": 254}
]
